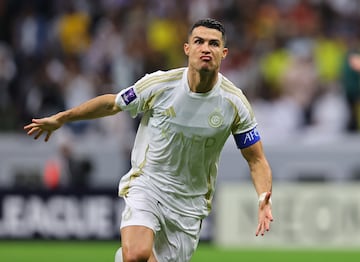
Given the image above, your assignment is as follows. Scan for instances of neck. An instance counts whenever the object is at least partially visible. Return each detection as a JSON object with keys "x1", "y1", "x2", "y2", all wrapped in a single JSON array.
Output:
[{"x1": 187, "y1": 69, "x2": 218, "y2": 93}]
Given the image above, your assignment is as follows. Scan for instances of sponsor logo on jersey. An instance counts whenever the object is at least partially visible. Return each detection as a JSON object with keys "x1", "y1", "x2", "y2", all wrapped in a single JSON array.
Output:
[{"x1": 121, "y1": 87, "x2": 137, "y2": 105}]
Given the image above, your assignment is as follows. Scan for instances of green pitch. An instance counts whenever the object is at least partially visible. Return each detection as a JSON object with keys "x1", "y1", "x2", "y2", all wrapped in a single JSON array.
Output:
[{"x1": 0, "y1": 241, "x2": 359, "y2": 262}]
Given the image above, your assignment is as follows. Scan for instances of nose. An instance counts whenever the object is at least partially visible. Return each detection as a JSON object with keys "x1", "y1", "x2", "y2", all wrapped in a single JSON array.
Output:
[{"x1": 201, "y1": 42, "x2": 210, "y2": 53}]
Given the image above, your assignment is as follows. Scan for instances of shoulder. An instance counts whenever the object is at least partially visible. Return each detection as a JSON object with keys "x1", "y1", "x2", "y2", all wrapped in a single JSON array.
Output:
[
  {"x1": 135, "y1": 68, "x2": 185, "y2": 91},
  {"x1": 219, "y1": 74, "x2": 254, "y2": 116},
  {"x1": 219, "y1": 75, "x2": 247, "y2": 101}
]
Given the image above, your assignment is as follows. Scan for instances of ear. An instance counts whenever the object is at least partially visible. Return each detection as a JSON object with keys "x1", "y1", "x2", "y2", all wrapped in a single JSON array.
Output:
[
  {"x1": 184, "y1": 43, "x2": 190, "y2": 56},
  {"x1": 222, "y1": 47, "x2": 228, "y2": 59}
]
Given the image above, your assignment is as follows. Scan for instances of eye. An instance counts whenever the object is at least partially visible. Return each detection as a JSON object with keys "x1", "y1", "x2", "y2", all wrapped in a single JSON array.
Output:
[
  {"x1": 210, "y1": 40, "x2": 220, "y2": 47},
  {"x1": 194, "y1": 38, "x2": 203, "y2": 44}
]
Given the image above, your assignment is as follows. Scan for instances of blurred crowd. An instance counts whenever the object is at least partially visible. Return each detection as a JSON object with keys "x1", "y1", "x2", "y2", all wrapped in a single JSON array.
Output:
[{"x1": 1, "y1": 0, "x2": 360, "y2": 142}]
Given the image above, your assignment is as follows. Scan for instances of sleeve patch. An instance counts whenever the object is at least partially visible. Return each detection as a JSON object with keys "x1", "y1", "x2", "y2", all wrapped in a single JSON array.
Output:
[
  {"x1": 233, "y1": 127, "x2": 261, "y2": 149},
  {"x1": 121, "y1": 87, "x2": 137, "y2": 105}
]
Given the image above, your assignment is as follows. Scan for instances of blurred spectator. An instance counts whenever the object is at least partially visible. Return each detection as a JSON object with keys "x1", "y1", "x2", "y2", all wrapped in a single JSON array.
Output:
[
  {"x1": 12, "y1": 2, "x2": 48, "y2": 59},
  {"x1": 56, "y1": 1, "x2": 90, "y2": 55},
  {"x1": 147, "y1": 17, "x2": 185, "y2": 69},
  {"x1": 313, "y1": 34, "x2": 346, "y2": 85},
  {"x1": 285, "y1": 0, "x2": 320, "y2": 37},
  {"x1": 259, "y1": 36, "x2": 291, "y2": 98},
  {"x1": 341, "y1": 47, "x2": 360, "y2": 132},
  {"x1": 252, "y1": 94, "x2": 303, "y2": 143},
  {"x1": 0, "y1": 42, "x2": 17, "y2": 130},
  {"x1": 62, "y1": 55, "x2": 96, "y2": 134},
  {"x1": 22, "y1": 58, "x2": 65, "y2": 123},
  {"x1": 187, "y1": 0, "x2": 218, "y2": 23},
  {"x1": 60, "y1": 141, "x2": 93, "y2": 190},
  {"x1": 1, "y1": 0, "x2": 359, "y2": 139},
  {"x1": 1, "y1": 0, "x2": 360, "y2": 194},
  {"x1": 309, "y1": 82, "x2": 349, "y2": 136},
  {"x1": 280, "y1": 37, "x2": 319, "y2": 126}
]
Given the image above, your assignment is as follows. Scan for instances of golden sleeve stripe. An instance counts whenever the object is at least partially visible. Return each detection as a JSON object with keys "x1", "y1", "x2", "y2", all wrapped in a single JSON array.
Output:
[
  {"x1": 136, "y1": 71, "x2": 183, "y2": 93},
  {"x1": 225, "y1": 98, "x2": 241, "y2": 133},
  {"x1": 142, "y1": 88, "x2": 167, "y2": 111},
  {"x1": 220, "y1": 80, "x2": 255, "y2": 120}
]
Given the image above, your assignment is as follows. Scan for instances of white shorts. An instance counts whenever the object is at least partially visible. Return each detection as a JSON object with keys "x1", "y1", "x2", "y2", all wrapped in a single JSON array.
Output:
[{"x1": 120, "y1": 187, "x2": 202, "y2": 262}]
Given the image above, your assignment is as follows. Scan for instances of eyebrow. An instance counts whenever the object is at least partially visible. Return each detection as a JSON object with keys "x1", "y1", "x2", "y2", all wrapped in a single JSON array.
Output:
[{"x1": 193, "y1": 36, "x2": 221, "y2": 43}]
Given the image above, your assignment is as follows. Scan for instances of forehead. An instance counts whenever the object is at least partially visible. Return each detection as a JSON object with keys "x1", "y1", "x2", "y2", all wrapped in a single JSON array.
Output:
[{"x1": 190, "y1": 26, "x2": 223, "y2": 41}]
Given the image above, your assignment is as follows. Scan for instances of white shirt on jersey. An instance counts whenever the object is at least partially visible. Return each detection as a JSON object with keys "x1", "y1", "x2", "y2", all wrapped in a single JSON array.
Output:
[{"x1": 115, "y1": 67, "x2": 257, "y2": 218}]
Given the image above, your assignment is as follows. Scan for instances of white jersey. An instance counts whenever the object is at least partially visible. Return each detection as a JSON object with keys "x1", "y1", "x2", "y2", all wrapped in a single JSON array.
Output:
[{"x1": 115, "y1": 67, "x2": 257, "y2": 218}]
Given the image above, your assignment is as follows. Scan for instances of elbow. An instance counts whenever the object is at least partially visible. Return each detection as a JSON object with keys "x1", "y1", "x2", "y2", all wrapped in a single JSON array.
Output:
[
  {"x1": 110, "y1": 104, "x2": 122, "y2": 115},
  {"x1": 105, "y1": 94, "x2": 121, "y2": 115}
]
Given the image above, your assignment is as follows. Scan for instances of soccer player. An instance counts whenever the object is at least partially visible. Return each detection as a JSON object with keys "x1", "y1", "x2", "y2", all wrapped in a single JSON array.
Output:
[{"x1": 24, "y1": 18, "x2": 273, "y2": 262}]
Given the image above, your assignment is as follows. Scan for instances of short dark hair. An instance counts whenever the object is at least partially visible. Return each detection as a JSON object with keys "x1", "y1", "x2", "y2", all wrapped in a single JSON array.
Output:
[{"x1": 189, "y1": 18, "x2": 226, "y2": 45}]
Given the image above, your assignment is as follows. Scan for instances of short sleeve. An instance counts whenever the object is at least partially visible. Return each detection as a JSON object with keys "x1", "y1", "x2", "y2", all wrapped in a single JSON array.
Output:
[
  {"x1": 115, "y1": 85, "x2": 141, "y2": 118},
  {"x1": 115, "y1": 71, "x2": 164, "y2": 118}
]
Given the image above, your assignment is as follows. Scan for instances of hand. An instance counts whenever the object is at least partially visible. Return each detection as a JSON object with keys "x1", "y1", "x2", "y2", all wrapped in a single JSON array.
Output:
[
  {"x1": 24, "y1": 116, "x2": 63, "y2": 142},
  {"x1": 255, "y1": 192, "x2": 273, "y2": 236}
]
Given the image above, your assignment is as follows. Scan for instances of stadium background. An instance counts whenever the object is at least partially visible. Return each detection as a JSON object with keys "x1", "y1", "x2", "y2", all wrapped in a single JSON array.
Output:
[{"x1": 1, "y1": 0, "x2": 360, "y2": 261}]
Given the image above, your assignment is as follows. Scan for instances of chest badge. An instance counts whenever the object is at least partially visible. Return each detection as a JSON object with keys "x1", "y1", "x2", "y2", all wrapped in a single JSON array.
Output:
[{"x1": 208, "y1": 110, "x2": 224, "y2": 128}]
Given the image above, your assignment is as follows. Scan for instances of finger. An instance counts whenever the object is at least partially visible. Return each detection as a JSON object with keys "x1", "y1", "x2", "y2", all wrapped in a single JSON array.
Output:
[
  {"x1": 268, "y1": 210, "x2": 274, "y2": 221},
  {"x1": 256, "y1": 221, "x2": 265, "y2": 236},
  {"x1": 24, "y1": 119, "x2": 42, "y2": 129},
  {"x1": 265, "y1": 207, "x2": 274, "y2": 221},
  {"x1": 24, "y1": 123, "x2": 38, "y2": 131},
  {"x1": 31, "y1": 118, "x2": 42, "y2": 124},
  {"x1": 24, "y1": 124, "x2": 32, "y2": 131},
  {"x1": 260, "y1": 223, "x2": 265, "y2": 236},
  {"x1": 45, "y1": 131, "x2": 52, "y2": 142},
  {"x1": 34, "y1": 130, "x2": 44, "y2": 140},
  {"x1": 265, "y1": 219, "x2": 270, "y2": 232},
  {"x1": 255, "y1": 223, "x2": 261, "y2": 236},
  {"x1": 27, "y1": 127, "x2": 39, "y2": 136}
]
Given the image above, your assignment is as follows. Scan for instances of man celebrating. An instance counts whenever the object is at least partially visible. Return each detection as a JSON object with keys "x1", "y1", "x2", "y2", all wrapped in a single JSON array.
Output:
[{"x1": 25, "y1": 18, "x2": 273, "y2": 262}]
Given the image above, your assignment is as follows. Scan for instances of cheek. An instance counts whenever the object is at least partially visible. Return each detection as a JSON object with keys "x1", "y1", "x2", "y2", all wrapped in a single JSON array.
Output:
[
  {"x1": 215, "y1": 54, "x2": 223, "y2": 62},
  {"x1": 189, "y1": 49, "x2": 198, "y2": 58},
  {"x1": 186, "y1": 47, "x2": 194, "y2": 56}
]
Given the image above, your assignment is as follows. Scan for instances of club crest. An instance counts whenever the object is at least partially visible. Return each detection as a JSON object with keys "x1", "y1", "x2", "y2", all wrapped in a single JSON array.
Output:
[{"x1": 208, "y1": 110, "x2": 223, "y2": 128}]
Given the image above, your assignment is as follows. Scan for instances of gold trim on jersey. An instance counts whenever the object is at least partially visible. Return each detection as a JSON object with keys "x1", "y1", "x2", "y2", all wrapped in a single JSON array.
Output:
[
  {"x1": 142, "y1": 88, "x2": 166, "y2": 111},
  {"x1": 205, "y1": 183, "x2": 213, "y2": 212},
  {"x1": 225, "y1": 98, "x2": 241, "y2": 133},
  {"x1": 220, "y1": 78, "x2": 255, "y2": 120},
  {"x1": 119, "y1": 145, "x2": 149, "y2": 197},
  {"x1": 161, "y1": 106, "x2": 176, "y2": 118},
  {"x1": 136, "y1": 69, "x2": 184, "y2": 94},
  {"x1": 205, "y1": 163, "x2": 218, "y2": 212}
]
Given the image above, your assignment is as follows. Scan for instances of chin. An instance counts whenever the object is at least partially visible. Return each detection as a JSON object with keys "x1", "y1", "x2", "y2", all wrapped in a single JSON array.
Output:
[
  {"x1": 199, "y1": 67, "x2": 210, "y2": 72},
  {"x1": 198, "y1": 65, "x2": 213, "y2": 73}
]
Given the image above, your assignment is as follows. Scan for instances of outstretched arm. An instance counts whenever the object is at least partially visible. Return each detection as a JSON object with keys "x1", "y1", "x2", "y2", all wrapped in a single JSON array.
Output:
[
  {"x1": 24, "y1": 94, "x2": 121, "y2": 142},
  {"x1": 241, "y1": 141, "x2": 273, "y2": 236}
]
